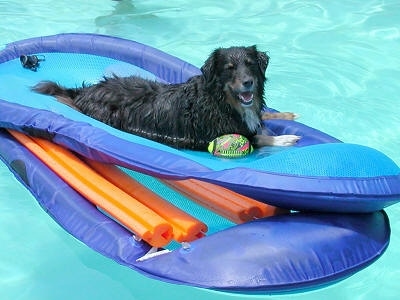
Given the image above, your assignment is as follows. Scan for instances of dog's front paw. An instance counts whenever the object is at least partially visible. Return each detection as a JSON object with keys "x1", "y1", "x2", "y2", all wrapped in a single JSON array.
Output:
[
  {"x1": 285, "y1": 112, "x2": 299, "y2": 120},
  {"x1": 261, "y1": 112, "x2": 299, "y2": 120},
  {"x1": 271, "y1": 135, "x2": 301, "y2": 146}
]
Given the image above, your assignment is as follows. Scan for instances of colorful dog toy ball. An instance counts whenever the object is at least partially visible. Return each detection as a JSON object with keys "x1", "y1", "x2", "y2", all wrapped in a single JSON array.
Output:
[{"x1": 208, "y1": 134, "x2": 253, "y2": 158}]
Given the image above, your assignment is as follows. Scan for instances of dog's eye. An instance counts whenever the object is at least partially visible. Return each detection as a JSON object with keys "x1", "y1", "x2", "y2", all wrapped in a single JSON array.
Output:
[
  {"x1": 224, "y1": 63, "x2": 235, "y2": 70},
  {"x1": 245, "y1": 58, "x2": 256, "y2": 65}
]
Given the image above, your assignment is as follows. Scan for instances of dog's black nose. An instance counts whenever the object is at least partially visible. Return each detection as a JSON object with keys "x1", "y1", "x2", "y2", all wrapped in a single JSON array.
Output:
[{"x1": 243, "y1": 79, "x2": 254, "y2": 89}]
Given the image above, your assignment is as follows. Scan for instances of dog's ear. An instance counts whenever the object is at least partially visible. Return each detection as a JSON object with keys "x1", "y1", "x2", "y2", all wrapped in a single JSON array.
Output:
[
  {"x1": 256, "y1": 49, "x2": 269, "y2": 76},
  {"x1": 201, "y1": 48, "x2": 219, "y2": 84}
]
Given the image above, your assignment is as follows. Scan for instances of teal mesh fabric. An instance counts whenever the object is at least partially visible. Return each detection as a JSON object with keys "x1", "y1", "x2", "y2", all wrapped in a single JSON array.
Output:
[
  {"x1": 247, "y1": 143, "x2": 400, "y2": 178},
  {"x1": 120, "y1": 167, "x2": 235, "y2": 248}
]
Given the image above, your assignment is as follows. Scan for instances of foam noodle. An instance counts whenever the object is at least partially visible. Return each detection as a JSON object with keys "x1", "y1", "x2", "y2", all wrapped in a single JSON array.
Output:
[
  {"x1": 163, "y1": 178, "x2": 285, "y2": 223},
  {"x1": 84, "y1": 158, "x2": 208, "y2": 242},
  {"x1": 8, "y1": 130, "x2": 173, "y2": 247}
]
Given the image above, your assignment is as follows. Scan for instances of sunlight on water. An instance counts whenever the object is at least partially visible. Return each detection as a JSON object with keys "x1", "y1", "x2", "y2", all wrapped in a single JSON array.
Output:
[{"x1": 0, "y1": 1, "x2": 399, "y2": 299}]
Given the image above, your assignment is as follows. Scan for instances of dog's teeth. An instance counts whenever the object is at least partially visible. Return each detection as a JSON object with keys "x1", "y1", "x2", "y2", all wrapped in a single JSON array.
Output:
[{"x1": 239, "y1": 92, "x2": 253, "y2": 102}]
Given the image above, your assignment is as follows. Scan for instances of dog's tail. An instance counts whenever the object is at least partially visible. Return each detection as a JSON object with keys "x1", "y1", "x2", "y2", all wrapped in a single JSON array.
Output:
[{"x1": 32, "y1": 81, "x2": 82, "y2": 109}]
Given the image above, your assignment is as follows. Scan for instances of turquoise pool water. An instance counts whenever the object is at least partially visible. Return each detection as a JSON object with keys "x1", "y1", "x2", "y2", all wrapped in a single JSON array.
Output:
[{"x1": 0, "y1": 1, "x2": 399, "y2": 299}]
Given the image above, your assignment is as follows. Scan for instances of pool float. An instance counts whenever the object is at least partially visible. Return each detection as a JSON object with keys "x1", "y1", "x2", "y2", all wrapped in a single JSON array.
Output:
[
  {"x1": 0, "y1": 33, "x2": 399, "y2": 213},
  {"x1": 0, "y1": 33, "x2": 397, "y2": 292}
]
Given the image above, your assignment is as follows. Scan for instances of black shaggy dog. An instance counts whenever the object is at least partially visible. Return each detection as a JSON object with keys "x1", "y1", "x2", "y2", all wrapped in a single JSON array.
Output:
[{"x1": 33, "y1": 46, "x2": 300, "y2": 150}]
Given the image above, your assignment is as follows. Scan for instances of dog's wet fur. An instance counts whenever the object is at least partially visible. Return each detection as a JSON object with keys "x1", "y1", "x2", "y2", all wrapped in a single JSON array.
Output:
[{"x1": 33, "y1": 46, "x2": 300, "y2": 150}]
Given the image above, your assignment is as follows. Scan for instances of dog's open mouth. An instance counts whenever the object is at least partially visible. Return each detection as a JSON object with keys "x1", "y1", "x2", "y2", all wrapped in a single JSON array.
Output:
[{"x1": 238, "y1": 91, "x2": 254, "y2": 106}]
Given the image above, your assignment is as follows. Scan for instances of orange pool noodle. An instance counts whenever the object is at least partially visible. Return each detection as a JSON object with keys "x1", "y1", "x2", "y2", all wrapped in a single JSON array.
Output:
[
  {"x1": 84, "y1": 158, "x2": 208, "y2": 242},
  {"x1": 8, "y1": 130, "x2": 173, "y2": 247},
  {"x1": 163, "y1": 178, "x2": 284, "y2": 224}
]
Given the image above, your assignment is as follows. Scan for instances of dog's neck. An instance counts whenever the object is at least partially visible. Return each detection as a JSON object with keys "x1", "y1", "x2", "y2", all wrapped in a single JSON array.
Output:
[{"x1": 242, "y1": 108, "x2": 261, "y2": 133}]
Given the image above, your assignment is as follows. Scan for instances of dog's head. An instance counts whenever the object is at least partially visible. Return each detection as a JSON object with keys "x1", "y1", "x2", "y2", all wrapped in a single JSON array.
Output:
[{"x1": 201, "y1": 45, "x2": 269, "y2": 133}]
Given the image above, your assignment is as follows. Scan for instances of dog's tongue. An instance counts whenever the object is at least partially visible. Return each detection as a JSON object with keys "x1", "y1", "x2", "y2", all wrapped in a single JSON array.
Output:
[{"x1": 239, "y1": 92, "x2": 253, "y2": 104}]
